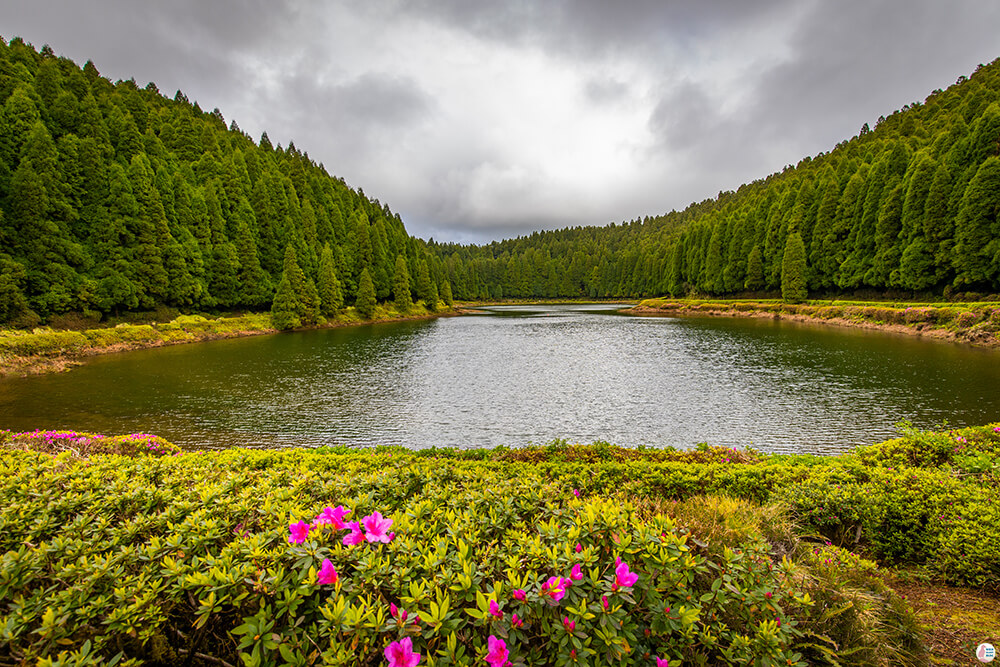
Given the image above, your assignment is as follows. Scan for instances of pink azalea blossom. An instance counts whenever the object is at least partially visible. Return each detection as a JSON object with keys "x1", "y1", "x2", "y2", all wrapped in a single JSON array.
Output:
[
  {"x1": 488, "y1": 599, "x2": 503, "y2": 619},
  {"x1": 540, "y1": 576, "x2": 569, "y2": 602},
  {"x1": 575, "y1": 543, "x2": 582, "y2": 553},
  {"x1": 656, "y1": 658, "x2": 671, "y2": 667},
  {"x1": 570, "y1": 564, "x2": 583, "y2": 581},
  {"x1": 317, "y1": 558, "x2": 339, "y2": 585},
  {"x1": 485, "y1": 635, "x2": 509, "y2": 667},
  {"x1": 511, "y1": 613, "x2": 523, "y2": 628},
  {"x1": 563, "y1": 616, "x2": 575, "y2": 632},
  {"x1": 314, "y1": 505, "x2": 351, "y2": 530},
  {"x1": 512, "y1": 589, "x2": 526, "y2": 602},
  {"x1": 572, "y1": 488, "x2": 580, "y2": 497},
  {"x1": 288, "y1": 520, "x2": 310, "y2": 544},
  {"x1": 613, "y1": 561, "x2": 639, "y2": 590},
  {"x1": 384, "y1": 636, "x2": 420, "y2": 667},
  {"x1": 343, "y1": 521, "x2": 365, "y2": 546},
  {"x1": 362, "y1": 511, "x2": 394, "y2": 543},
  {"x1": 390, "y1": 603, "x2": 409, "y2": 623},
  {"x1": 601, "y1": 595, "x2": 609, "y2": 611}
]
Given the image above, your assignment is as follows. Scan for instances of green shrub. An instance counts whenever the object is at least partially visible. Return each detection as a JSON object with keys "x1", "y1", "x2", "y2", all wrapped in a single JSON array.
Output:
[
  {"x1": 0, "y1": 444, "x2": 925, "y2": 666},
  {"x1": 0, "y1": 329, "x2": 88, "y2": 356}
]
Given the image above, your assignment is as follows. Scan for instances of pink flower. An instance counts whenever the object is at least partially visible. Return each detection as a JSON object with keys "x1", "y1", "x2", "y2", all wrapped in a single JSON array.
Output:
[
  {"x1": 384, "y1": 636, "x2": 420, "y2": 667},
  {"x1": 362, "y1": 512, "x2": 394, "y2": 543},
  {"x1": 489, "y1": 599, "x2": 503, "y2": 619},
  {"x1": 601, "y1": 595, "x2": 609, "y2": 611},
  {"x1": 512, "y1": 589, "x2": 526, "y2": 602},
  {"x1": 570, "y1": 564, "x2": 583, "y2": 581},
  {"x1": 572, "y1": 488, "x2": 580, "y2": 497},
  {"x1": 390, "y1": 603, "x2": 409, "y2": 623},
  {"x1": 764, "y1": 591, "x2": 772, "y2": 599},
  {"x1": 288, "y1": 520, "x2": 310, "y2": 544},
  {"x1": 343, "y1": 521, "x2": 365, "y2": 546},
  {"x1": 511, "y1": 613, "x2": 523, "y2": 628},
  {"x1": 656, "y1": 658, "x2": 671, "y2": 667},
  {"x1": 613, "y1": 561, "x2": 638, "y2": 590},
  {"x1": 485, "y1": 635, "x2": 509, "y2": 667},
  {"x1": 540, "y1": 576, "x2": 569, "y2": 602},
  {"x1": 317, "y1": 558, "x2": 339, "y2": 585},
  {"x1": 575, "y1": 543, "x2": 582, "y2": 553},
  {"x1": 314, "y1": 505, "x2": 351, "y2": 530},
  {"x1": 563, "y1": 616, "x2": 575, "y2": 632}
]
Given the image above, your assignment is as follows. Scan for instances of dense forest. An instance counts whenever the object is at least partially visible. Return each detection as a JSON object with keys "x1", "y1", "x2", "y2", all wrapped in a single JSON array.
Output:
[
  {"x1": 430, "y1": 58, "x2": 1000, "y2": 302},
  {"x1": 0, "y1": 37, "x2": 449, "y2": 328},
  {"x1": 2, "y1": 37, "x2": 999, "y2": 327}
]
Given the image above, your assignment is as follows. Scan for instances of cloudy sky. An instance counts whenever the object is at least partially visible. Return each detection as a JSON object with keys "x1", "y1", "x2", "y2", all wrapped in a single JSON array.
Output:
[{"x1": 3, "y1": 2, "x2": 999, "y2": 243}]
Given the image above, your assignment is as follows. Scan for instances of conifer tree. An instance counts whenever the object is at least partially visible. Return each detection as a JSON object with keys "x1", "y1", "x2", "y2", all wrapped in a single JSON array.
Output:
[
  {"x1": 414, "y1": 258, "x2": 432, "y2": 305},
  {"x1": 744, "y1": 246, "x2": 764, "y2": 291},
  {"x1": 393, "y1": 254, "x2": 412, "y2": 311},
  {"x1": 440, "y1": 279, "x2": 453, "y2": 307},
  {"x1": 317, "y1": 243, "x2": 344, "y2": 317},
  {"x1": 781, "y1": 230, "x2": 808, "y2": 303},
  {"x1": 356, "y1": 266, "x2": 376, "y2": 319},
  {"x1": 279, "y1": 244, "x2": 318, "y2": 324},
  {"x1": 233, "y1": 204, "x2": 272, "y2": 308},
  {"x1": 270, "y1": 274, "x2": 300, "y2": 330},
  {"x1": 953, "y1": 156, "x2": 1000, "y2": 288},
  {"x1": 426, "y1": 277, "x2": 439, "y2": 311}
]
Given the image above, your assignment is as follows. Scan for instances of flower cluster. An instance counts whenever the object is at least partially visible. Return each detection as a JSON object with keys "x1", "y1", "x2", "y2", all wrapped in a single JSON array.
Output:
[
  {"x1": 287, "y1": 501, "x2": 651, "y2": 666},
  {"x1": 289, "y1": 505, "x2": 397, "y2": 590}
]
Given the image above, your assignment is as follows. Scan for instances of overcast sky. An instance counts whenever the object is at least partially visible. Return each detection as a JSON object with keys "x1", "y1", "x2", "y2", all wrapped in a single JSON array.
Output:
[{"x1": 3, "y1": 2, "x2": 999, "y2": 243}]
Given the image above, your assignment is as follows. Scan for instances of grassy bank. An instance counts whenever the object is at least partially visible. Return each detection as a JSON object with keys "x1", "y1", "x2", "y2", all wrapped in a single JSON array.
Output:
[
  {"x1": 630, "y1": 298, "x2": 1000, "y2": 348},
  {"x1": 1, "y1": 424, "x2": 997, "y2": 665},
  {"x1": 0, "y1": 303, "x2": 453, "y2": 377}
]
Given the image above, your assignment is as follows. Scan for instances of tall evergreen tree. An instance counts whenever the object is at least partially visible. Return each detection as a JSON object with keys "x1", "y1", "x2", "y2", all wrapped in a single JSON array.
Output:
[
  {"x1": 270, "y1": 274, "x2": 300, "y2": 330},
  {"x1": 317, "y1": 243, "x2": 344, "y2": 317},
  {"x1": 355, "y1": 266, "x2": 376, "y2": 319},
  {"x1": 781, "y1": 230, "x2": 808, "y2": 303},
  {"x1": 953, "y1": 156, "x2": 1000, "y2": 288},
  {"x1": 440, "y1": 279, "x2": 453, "y2": 307},
  {"x1": 744, "y1": 246, "x2": 764, "y2": 291},
  {"x1": 393, "y1": 254, "x2": 412, "y2": 311},
  {"x1": 414, "y1": 258, "x2": 432, "y2": 305}
]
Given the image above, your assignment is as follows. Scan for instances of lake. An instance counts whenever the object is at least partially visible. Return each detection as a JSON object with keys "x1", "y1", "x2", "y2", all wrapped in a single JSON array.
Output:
[{"x1": 2, "y1": 304, "x2": 999, "y2": 454}]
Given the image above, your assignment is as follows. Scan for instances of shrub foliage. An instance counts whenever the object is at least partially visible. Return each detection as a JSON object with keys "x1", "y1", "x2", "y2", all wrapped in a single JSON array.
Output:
[{"x1": 2, "y1": 424, "x2": 998, "y2": 665}]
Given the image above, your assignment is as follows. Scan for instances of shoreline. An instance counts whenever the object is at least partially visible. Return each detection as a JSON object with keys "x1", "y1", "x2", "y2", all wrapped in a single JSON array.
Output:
[
  {"x1": 0, "y1": 306, "x2": 459, "y2": 378},
  {"x1": 625, "y1": 299, "x2": 1000, "y2": 349}
]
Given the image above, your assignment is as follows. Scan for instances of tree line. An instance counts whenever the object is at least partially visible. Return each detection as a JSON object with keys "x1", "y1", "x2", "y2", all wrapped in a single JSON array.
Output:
[
  {"x1": 429, "y1": 58, "x2": 1000, "y2": 302},
  {"x1": 2, "y1": 36, "x2": 999, "y2": 328},
  {"x1": 0, "y1": 37, "x2": 452, "y2": 328}
]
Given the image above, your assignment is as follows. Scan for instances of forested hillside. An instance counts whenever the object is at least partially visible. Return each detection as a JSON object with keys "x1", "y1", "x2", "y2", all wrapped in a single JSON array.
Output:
[
  {"x1": 3, "y1": 36, "x2": 998, "y2": 323},
  {"x1": 432, "y1": 58, "x2": 1000, "y2": 301},
  {"x1": 0, "y1": 37, "x2": 448, "y2": 328}
]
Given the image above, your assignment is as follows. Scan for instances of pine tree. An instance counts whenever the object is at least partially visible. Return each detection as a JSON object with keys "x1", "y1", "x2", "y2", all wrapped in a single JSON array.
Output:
[
  {"x1": 426, "y1": 277, "x2": 440, "y2": 311},
  {"x1": 440, "y1": 279, "x2": 453, "y2": 306},
  {"x1": 781, "y1": 230, "x2": 808, "y2": 303},
  {"x1": 414, "y1": 258, "x2": 432, "y2": 305},
  {"x1": 234, "y1": 205, "x2": 272, "y2": 308},
  {"x1": 279, "y1": 244, "x2": 318, "y2": 324},
  {"x1": 317, "y1": 243, "x2": 344, "y2": 317},
  {"x1": 953, "y1": 156, "x2": 1000, "y2": 288},
  {"x1": 356, "y1": 266, "x2": 376, "y2": 319},
  {"x1": 393, "y1": 254, "x2": 412, "y2": 311},
  {"x1": 744, "y1": 246, "x2": 764, "y2": 291},
  {"x1": 270, "y1": 274, "x2": 300, "y2": 330}
]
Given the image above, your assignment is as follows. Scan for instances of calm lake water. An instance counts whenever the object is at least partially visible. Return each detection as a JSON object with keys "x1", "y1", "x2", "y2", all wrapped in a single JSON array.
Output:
[{"x1": 2, "y1": 304, "x2": 999, "y2": 454}]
